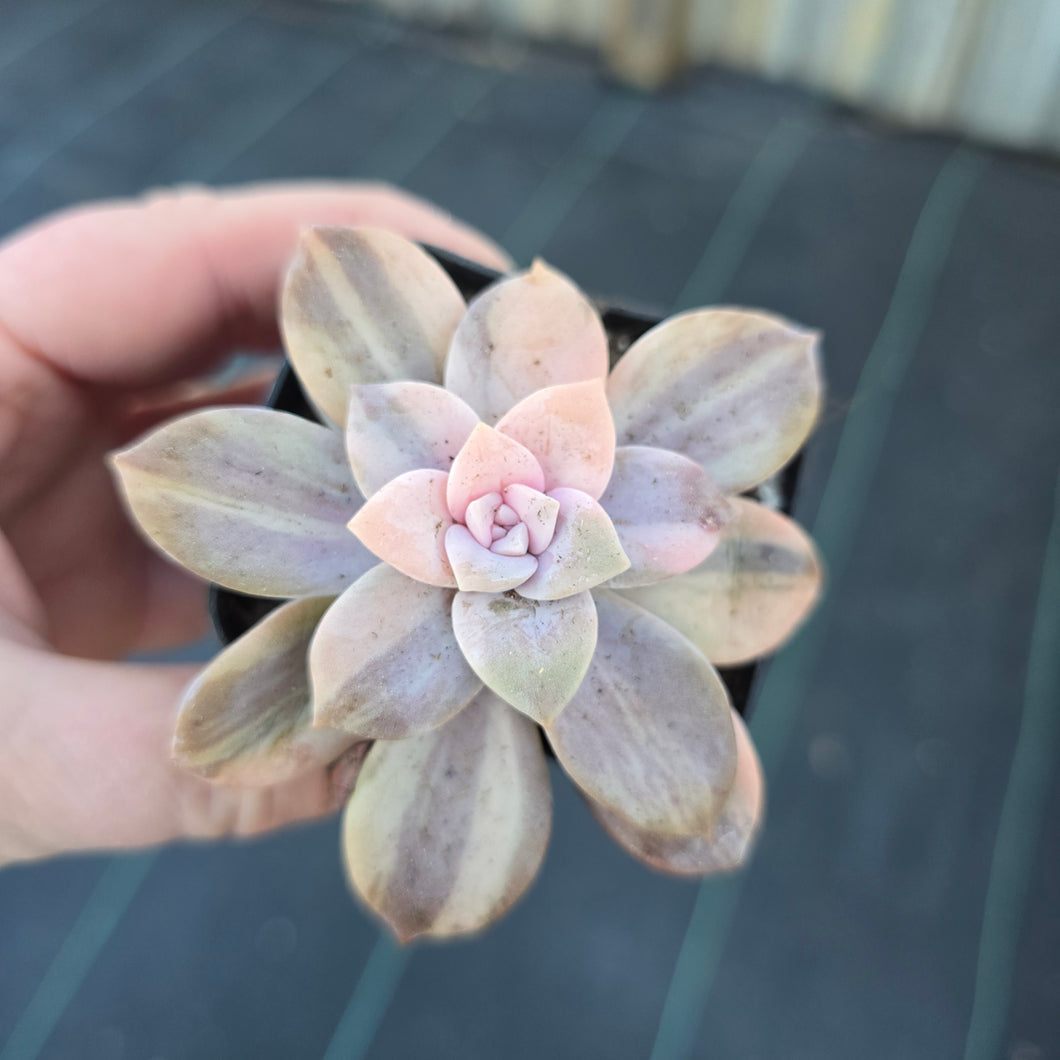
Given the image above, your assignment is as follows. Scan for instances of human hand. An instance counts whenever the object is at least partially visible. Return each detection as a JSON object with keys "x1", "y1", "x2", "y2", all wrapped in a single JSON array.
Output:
[{"x1": 0, "y1": 183, "x2": 510, "y2": 866}]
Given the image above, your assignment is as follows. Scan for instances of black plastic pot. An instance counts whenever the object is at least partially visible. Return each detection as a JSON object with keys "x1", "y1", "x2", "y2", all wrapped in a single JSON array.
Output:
[{"x1": 210, "y1": 245, "x2": 802, "y2": 720}]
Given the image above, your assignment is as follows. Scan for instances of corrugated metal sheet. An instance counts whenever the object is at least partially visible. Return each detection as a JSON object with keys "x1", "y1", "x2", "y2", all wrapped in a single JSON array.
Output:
[{"x1": 342, "y1": 0, "x2": 1060, "y2": 152}]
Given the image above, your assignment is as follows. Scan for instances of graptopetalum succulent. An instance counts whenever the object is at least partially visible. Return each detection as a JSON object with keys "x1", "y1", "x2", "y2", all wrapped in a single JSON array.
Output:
[{"x1": 111, "y1": 227, "x2": 823, "y2": 943}]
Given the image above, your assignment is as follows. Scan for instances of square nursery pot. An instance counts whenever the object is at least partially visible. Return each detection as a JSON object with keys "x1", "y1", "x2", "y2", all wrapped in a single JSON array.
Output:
[{"x1": 210, "y1": 245, "x2": 804, "y2": 721}]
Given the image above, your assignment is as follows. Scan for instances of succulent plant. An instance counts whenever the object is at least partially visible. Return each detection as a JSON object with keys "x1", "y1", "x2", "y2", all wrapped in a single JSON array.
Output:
[{"x1": 111, "y1": 227, "x2": 823, "y2": 943}]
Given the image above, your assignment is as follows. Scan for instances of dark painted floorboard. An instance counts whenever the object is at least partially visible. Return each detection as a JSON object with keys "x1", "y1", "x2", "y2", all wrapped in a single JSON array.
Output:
[
  {"x1": 695, "y1": 154, "x2": 1060, "y2": 1060},
  {"x1": 1, "y1": 2, "x2": 1058, "y2": 1059}
]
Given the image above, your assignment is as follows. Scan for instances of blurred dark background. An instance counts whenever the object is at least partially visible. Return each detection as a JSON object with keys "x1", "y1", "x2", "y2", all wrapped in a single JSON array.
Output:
[{"x1": 2, "y1": 1, "x2": 1059, "y2": 1058}]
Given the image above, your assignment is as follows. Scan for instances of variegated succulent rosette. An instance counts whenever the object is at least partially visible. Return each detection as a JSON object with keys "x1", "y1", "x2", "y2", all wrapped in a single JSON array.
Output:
[{"x1": 111, "y1": 227, "x2": 823, "y2": 943}]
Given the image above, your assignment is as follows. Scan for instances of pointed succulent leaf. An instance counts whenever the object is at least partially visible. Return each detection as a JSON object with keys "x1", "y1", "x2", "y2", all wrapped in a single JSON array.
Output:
[
  {"x1": 174, "y1": 596, "x2": 360, "y2": 785},
  {"x1": 444, "y1": 526, "x2": 538, "y2": 593},
  {"x1": 589, "y1": 709, "x2": 764, "y2": 875},
  {"x1": 281, "y1": 226, "x2": 465, "y2": 425},
  {"x1": 446, "y1": 423, "x2": 545, "y2": 523},
  {"x1": 110, "y1": 408, "x2": 373, "y2": 598},
  {"x1": 620, "y1": 497, "x2": 822, "y2": 665},
  {"x1": 492, "y1": 523, "x2": 529, "y2": 556},
  {"x1": 444, "y1": 260, "x2": 609, "y2": 424},
  {"x1": 452, "y1": 590, "x2": 597, "y2": 725},
  {"x1": 601, "y1": 445, "x2": 731, "y2": 589},
  {"x1": 502, "y1": 485, "x2": 560, "y2": 555},
  {"x1": 310, "y1": 565, "x2": 481, "y2": 739},
  {"x1": 464, "y1": 492, "x2": 504, "y2": 547},
  {"x1": 517, "y1": 488, "x2": 629, "y2": 601},
  {"x1": 345, "y1": 382, "x2": 480, "y2": 497},
  {"x1": 607, "y1": 309, "x2": 822, "y2": 493},
  {"x1": 546, "y1": 590, "x2": 736, "y2": 835},
  {"x1": 342, "y1": 690, "x2": 552, "y2": 943},
  {"x1": 348, "y1": 468, "x2": 456, "y2": 588},
  {"x1": 496, "y1": 380, "x2": 616, "y2": 498}
]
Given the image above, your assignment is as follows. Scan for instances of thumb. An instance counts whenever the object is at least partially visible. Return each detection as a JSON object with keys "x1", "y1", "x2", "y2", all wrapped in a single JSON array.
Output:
[{"x1": 0, "y1": 642, "x2": 346, "y2": 865}]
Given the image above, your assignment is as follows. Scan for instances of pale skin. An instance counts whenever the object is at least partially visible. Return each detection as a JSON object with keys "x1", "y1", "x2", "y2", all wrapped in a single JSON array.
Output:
[{"x1": 0, "y1": 183, "x2": 511, "y2": 867}]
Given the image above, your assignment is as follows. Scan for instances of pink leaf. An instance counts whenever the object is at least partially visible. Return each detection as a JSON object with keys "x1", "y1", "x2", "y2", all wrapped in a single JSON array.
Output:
[
  {"x1": 444, "y1": 260, "x2": 608, "y2": 424},
  {"x1": 445, "y1": 525, "x2": 537, "y2": 593},
  {"x1": 464, "y1": 492, "x2": 503, "y2": 548},
  {"x1": 348, "y1": 469, "x2": 455, "y2": 588},
  {"x1": 491, "y1": 522, "x2": 530, "y2": 557},
  {"x1": 496, "y1": 380, "x2": 616, "y2": 498},
  {"x1": 502, "y1": 485, "x2": 559, "y2": 555},
  {"x1": 517, "y1": 488, "x2": 629, "y2": 601},
  {"x1": 446, "y1": 423, "x2": 545, "y2": 523}
]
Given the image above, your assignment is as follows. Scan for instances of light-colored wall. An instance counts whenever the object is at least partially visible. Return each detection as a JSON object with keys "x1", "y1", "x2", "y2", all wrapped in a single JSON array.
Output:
[{"x1": 342, "y1": 0, "x2": 1060, "y2": 154}]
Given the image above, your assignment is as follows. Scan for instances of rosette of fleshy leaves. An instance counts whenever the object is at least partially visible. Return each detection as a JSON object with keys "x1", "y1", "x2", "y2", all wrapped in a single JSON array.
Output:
[{"x1": 111, "y1": 227, "x2": 823, "y2": 943}]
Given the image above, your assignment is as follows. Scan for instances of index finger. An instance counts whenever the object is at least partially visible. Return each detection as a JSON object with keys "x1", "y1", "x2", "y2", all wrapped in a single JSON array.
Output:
[{"x1": 0, "y1": 182, "x2": 512, "y2": 388}]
